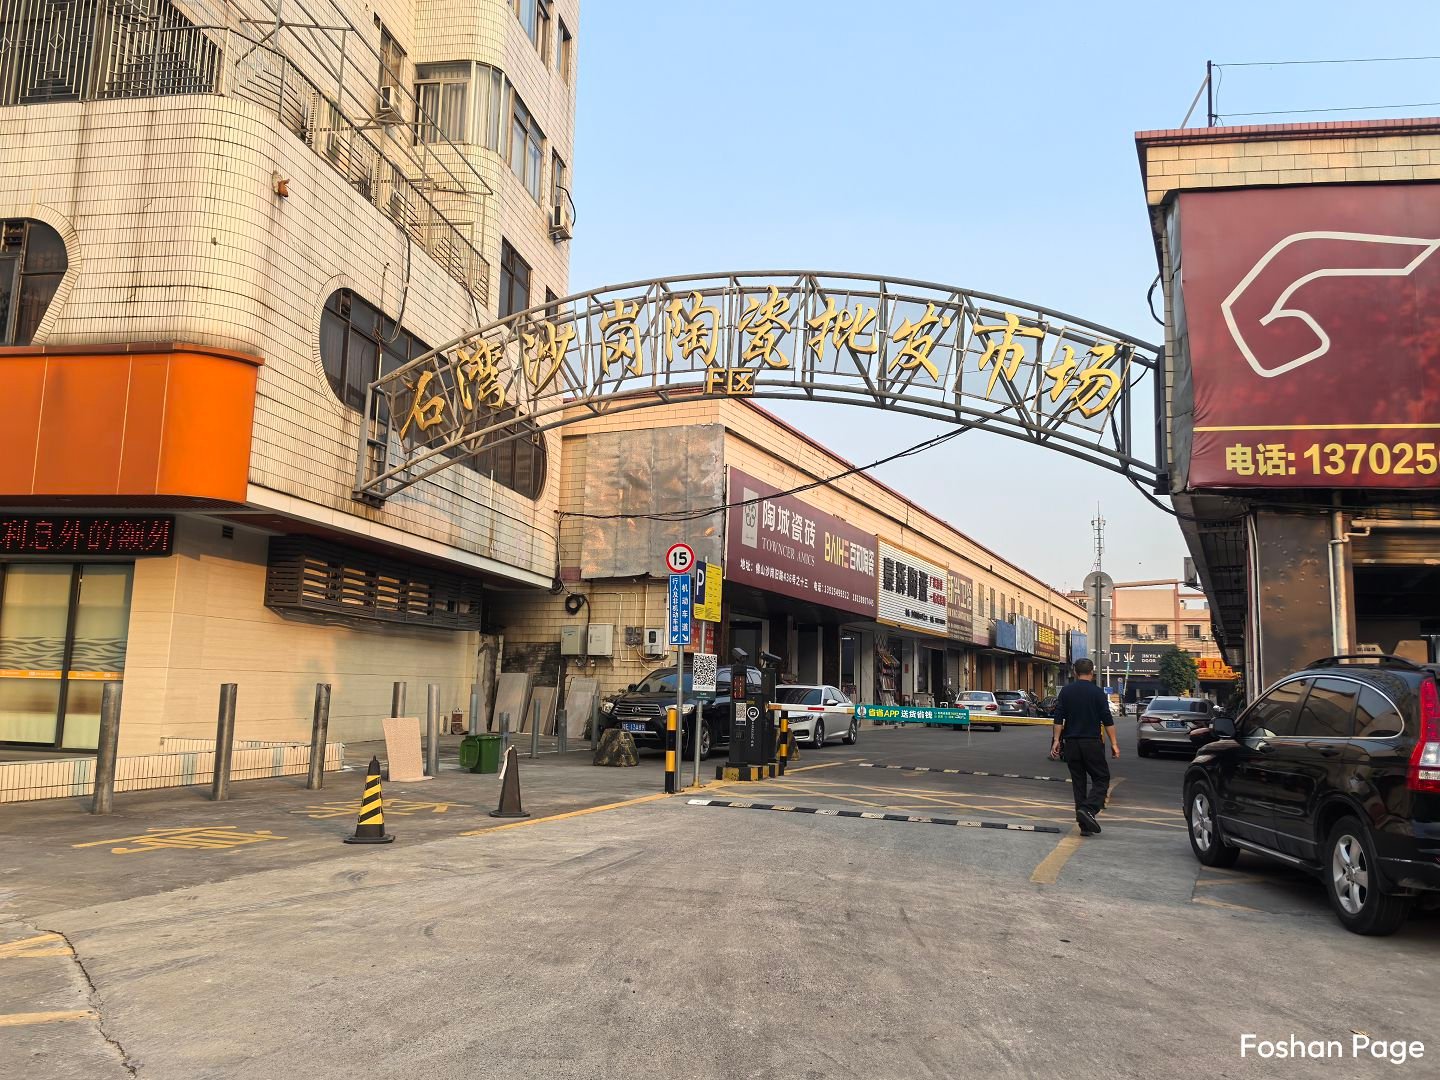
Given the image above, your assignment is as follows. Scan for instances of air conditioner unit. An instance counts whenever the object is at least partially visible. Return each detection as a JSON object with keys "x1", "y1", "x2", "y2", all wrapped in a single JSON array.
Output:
[
  {"x1": 377, "y1": 84, "x2": 401, "y2": 120},
  {"x1": 642, "y1": 628, "x2": 666, "y2": 658},
  {"x1": 548, "y1": 200, "x2": 573, "y2": 241}
]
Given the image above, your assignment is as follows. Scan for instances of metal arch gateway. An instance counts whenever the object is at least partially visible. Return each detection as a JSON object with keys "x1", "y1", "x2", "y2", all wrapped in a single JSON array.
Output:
[{"x1": 351, "y1": 271, "x2": 1162, "y2": 504}]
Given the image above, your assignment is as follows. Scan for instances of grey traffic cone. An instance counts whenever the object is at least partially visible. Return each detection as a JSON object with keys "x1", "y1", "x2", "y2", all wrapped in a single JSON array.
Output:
[
  {"x1": 344, "y1": 756, "x2": 395, "y2": 844},
  {"x1": 489, "y1": 744, "x2": 530, "y2": 819}
]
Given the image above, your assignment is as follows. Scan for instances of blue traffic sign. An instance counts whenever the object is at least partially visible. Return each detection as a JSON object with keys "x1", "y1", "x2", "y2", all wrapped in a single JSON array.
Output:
[{"x1": 668, "y1": 573, "x2": 692, "y2": 646}]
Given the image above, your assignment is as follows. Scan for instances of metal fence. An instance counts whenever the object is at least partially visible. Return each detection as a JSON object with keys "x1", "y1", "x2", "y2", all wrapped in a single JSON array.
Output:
[{"x1": 0, "y1": 0, "x2": 490, "y2": 303}]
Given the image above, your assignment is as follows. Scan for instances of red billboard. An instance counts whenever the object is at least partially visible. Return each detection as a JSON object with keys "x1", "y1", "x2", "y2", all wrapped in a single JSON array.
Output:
[
  {"x1": 1178, "y1": 184, "x2": 1440, "y2": 489},
  {"x1": 726, "y1": 468, "x2": 878, "y2": 616}
]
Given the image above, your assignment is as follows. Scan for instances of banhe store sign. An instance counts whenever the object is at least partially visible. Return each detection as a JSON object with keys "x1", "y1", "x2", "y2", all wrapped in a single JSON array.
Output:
[
  {"x1": 1177, "y1": 184, "x2": 1440, "y2": 490},
  {"x1": 877, "y1": 540, "x2": 947, "y2": 636},
  {"x1": 946, "y1": 571, "x2": 974, "y2": 643},
  {"x1": 725, "y1": 468, "x2": 877, "y2": 616}
]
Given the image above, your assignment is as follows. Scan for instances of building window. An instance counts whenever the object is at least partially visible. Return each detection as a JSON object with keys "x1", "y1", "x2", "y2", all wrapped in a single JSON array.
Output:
[
  {"x1": 558, "y1": 20, "x2": 574, "y2": 84},
  {"x1": 414, "y1": 63, "x2": 471, "y2": 143},
  {"x1": 1121, "y1": 623, "x2": 1138, "y2": 638},
  {"x1": 1186, "y1": 624, "x2": 1202, "y2": 639},
  {"x1": 551, "y1": 151, "x2": 568, "y2": 209},
  {"x1": 537, "y1": 0, "x2": 553, "y2": 62},
  {"x1": 1153, "y1": 624, "x2": 1169, "y2": 639},
  {"x1": 515, "y1": 0, "x2": 539, "y2": 45},
  {"x1": 499, "y1": 240, "x2": 531, "y2": 318},
  {"x1": 508, "y1": 91, "x2": 545, "y2": 201},
  {"x1": 320, "y1": 289, "x2": 430, "y2": 412},
  {"x1": 1, "y1": 219, "x2": 67, "y2": 345},
  {"x1": 544, "y1": 287, "x2": 559, "y2": 317},
  {"x1": 319, "y1": 288, "x2": 545, "y2": 498},
  {"x1": 378, "y1": 23, "x2": 407, "y2": 91}
]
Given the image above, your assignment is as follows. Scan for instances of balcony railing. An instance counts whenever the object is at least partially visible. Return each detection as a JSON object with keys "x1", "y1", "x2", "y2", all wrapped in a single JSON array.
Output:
[{"x1": 0, "y1": 0, "x2": 490, "y2": 303}]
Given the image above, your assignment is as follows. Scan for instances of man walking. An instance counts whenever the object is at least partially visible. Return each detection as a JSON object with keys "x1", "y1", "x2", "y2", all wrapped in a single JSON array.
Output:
[{"x1": 1050, "y1": 658, "x2": 1120, "y2": 835}]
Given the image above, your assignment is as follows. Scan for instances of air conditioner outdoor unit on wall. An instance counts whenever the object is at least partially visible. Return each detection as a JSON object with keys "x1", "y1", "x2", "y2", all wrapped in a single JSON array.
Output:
[
  {"x1": 377, "y1": 84, "x2": 401, "y2": 120},
  {"x1": 642, "y1": 628, "x2": 666, "y2": 658},
  {"x1": 549, "y1": 201, "x2": 573, "y2": 241}
]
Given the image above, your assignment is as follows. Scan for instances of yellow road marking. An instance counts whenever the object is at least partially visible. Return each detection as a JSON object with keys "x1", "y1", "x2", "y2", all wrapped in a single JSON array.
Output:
[
  {"x1": 459, "y1": 791, "x2": 672, "y2": 836},
  {"x1": 1030, "y1": 826, "x2": 1086, "y2": 884},
  {"x1": 0, "y1": 933, "x2": 71, "y2": 959},
  {"x1": 1192, "y1": 896, "x2": 1263, "y2": 914},
  {"x1": 785, "y1": 761, "x2": 850, "y2": 774},
  {"x1": 73, "y1": 827, "x2": 285, "y2": 854},
  {"x1": 0, "y1": 1010, "x2": 95, "y2": 1027},
  {"x1": 1194, "y1": 877, "x2": 1252, "y2": 887}
]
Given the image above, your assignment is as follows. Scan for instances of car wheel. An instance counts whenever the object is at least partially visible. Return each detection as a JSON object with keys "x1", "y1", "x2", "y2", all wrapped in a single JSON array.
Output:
[
  {"x1": 1325, "y1": 816, "x2": 1410, "y2": 936},
  {"x1": 843, "y1": 718, "x2": 858, "y2": 745},
  {"x1": 698, "y1": 720, "x2": 713, "y2": 760},
  {"x1": 812, "y1": 720, "x2": 825, "y2": 748},
  {"x1": 1136, "y1": 741, "x2": 1153, "y2": 758},
  {"x1": 1185, "y1": 781, "x2": 1240, "y2": 868}
]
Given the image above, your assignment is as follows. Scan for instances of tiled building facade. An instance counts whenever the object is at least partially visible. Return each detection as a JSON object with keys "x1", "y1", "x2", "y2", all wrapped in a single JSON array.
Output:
[{"x1": 0, "y1": 0, "x2": 579, "y2": 754}]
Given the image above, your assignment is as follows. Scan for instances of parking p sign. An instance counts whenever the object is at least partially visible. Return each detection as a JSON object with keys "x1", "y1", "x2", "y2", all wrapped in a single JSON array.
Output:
[{"x1": 668, "y1": 573, "x2": 692, "y2": 646}]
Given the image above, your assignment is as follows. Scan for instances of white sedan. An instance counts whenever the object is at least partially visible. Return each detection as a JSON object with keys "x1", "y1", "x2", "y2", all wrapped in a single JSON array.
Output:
[
  {"x1": 954, "y1": 690, "x2": 1005, "y2": 731},
  {"x1": 774, "y1": 684, "x2": 858, "y2": 747}
]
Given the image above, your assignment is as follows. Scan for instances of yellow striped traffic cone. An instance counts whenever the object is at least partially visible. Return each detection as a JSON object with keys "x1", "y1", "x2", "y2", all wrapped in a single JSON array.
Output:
[{"x1": 344, "y1": 756, "x2": 395, "y2": 844}]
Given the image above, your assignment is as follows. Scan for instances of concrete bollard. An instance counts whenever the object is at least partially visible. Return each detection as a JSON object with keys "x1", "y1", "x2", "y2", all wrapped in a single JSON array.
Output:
[
  {"x1": 307, "y1": 683, "x2": 331, "y2": 791},
  {"x1": 91, "y1": 682, "x2": 123, "y2": 815},
  {"x1": 211, "y1": 683, "x2": 238, "y2": 802}
]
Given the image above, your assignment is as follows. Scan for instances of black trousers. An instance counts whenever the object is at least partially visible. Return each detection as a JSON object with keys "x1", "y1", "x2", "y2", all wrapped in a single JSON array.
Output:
[{"x1": 1064, "y1": 738, "x2": 1110, "y2": 816}]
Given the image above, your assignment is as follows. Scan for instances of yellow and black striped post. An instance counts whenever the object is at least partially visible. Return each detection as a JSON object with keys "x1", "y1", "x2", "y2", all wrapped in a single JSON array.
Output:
[
  {"x1": 664, "y1": 706, "x2": 679, "y2": 794},
  {"x1": 344, "y1": 755, "x2": 395, "y2": 845},
  {"x1": 778, "y1": 713, "x2": 790, "y2": 776}
]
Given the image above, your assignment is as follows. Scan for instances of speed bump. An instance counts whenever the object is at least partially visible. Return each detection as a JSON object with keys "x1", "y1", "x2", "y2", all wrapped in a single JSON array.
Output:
[{"x1": 688, "y1": 798, "x2": 1060, "y2": 833}]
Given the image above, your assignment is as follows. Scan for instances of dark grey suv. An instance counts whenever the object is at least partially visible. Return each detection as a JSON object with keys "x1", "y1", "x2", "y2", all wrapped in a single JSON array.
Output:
[{"x1": 1183, "y1": 654, "x2": 1440, "y2": 935}]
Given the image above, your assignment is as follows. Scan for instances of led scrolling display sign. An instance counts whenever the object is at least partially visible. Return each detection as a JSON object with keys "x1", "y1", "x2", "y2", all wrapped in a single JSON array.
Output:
[
  {"x1": 353, "y1": 272, "x2": 1158, "y2": 502},
  {"x1": 0, "y1": 516, "x2": 175, "y2": 557}
]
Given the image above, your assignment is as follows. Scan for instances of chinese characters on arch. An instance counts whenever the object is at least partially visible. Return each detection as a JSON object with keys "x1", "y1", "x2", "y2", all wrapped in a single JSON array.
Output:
[{"x1": 369, "y1": 275, "x2": 1150, "y2": 495}]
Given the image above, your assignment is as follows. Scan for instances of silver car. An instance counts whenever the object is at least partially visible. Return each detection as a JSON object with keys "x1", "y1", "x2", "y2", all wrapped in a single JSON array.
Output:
[
  {"x1": 774, "y1": 684, "x2": 856, "y2": 747},
  {"x1": 1136, "y1": 696, "x2": 1213, "y2": 756}
]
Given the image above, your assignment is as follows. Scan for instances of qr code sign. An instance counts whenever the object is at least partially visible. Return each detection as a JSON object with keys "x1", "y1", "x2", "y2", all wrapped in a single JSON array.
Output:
[{"x1": 691, "y1": 653, "x2": 718, "y2": 694}]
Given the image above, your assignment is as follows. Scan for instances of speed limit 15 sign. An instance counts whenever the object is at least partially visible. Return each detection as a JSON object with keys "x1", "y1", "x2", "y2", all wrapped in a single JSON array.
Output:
[{"x1": 664, "y1": 543, "x2": 695, "y2": 574}]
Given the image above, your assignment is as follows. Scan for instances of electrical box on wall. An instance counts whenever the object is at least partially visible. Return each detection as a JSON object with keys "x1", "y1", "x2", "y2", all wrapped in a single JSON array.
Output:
[
  {"x1": 642, "y1": 628, "x2": 666, "y2": 658},
  {"x1": 560, "y1": 625, "x2": 585, "y2": 656},
  {"x1": 586, "y1": 624, "x2": 615, "y2": 657}
]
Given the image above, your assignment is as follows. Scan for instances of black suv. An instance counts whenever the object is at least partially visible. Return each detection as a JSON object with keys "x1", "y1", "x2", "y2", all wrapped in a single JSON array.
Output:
[
  {"x1": 598, "y1": 663, "x2": 763, "y2": 759},
  {"x1": 1183, "y1": 654, "x2": 1440, "y2": 935}
]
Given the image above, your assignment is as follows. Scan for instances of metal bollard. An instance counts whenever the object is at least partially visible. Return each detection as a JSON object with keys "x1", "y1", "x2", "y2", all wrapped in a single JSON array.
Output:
[
  {"x1": 391, "y1": 681, "x2": 406, "y2": 719},
  {"x1": 499, "y1": 711, "x2": 511, "y2": 759},
  {"x1": 307, "y1": 683, "x2": 331, "y2": 790},
  {"x1": 425, "y1": 683, "x2": 440, "y2": 777},
  {"x1": 664, "y1": 706, "x2": 678, "y2": 794},
  {"x1": 91, "y1": 682, "x2": 123, "y2": 815},
  {"x1": 778, "y1": 712, "x2": 790, "y2": 776},
  {"x1": 468, "y1": 685, "x2": 481, "y2": 736},
  {"x1": 530, "y1": 698, "x2": 541, "y2": 758},
  {"x1": 211, "y1": 683, "x2": 238, "y2": 802},
  {"x1": 556, "y1": 704, "x2": 568, "y2": 754}
]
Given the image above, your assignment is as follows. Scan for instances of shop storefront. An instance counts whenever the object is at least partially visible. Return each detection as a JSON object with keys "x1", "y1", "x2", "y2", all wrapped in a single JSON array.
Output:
[{"x1": 0, "y1": 516, "x2": 170, "y2": 750}]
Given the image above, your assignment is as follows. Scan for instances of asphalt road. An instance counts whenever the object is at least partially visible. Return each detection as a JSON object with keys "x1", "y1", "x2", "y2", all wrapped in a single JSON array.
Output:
[{"x1": 4, "y1": 722, "x2": 1438, "y2": 1079}]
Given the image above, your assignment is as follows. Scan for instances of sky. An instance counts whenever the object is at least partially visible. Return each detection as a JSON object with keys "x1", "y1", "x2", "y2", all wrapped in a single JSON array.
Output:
[{"x1": 566, "y1": 1, "x2": 1440, "y2": 593}]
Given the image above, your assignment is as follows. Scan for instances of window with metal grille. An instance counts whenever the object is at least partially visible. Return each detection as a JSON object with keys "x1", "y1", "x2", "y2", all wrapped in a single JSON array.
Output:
[
  {"x1": 0, "y1": 0, "x2": 219, "y2": 106},
  {"x1": 1, "y1": 219, "x2": 67, "y2": 345}
]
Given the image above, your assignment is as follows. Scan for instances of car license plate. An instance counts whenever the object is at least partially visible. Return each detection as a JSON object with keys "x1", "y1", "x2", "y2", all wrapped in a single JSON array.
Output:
[
  {"x1": 1164, "y1": 720, "x2": 1189, "y2": 729},
  {"x1": 622, "y1": 722, "x2": 649, "y2": 732}
]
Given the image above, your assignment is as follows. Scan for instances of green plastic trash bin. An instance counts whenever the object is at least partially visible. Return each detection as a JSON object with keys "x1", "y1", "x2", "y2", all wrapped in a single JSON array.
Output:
[{"x1": 461, "y1": 734, "x2": 502, "y2": 774}]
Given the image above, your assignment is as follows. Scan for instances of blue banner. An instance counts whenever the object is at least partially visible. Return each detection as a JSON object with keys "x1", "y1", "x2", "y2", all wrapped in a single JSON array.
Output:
[
  {"x1": 1069, "y1": 630, "x2": 1089, "y2": 662},
  {"x1": 854, "y1": 704, "x2": 971, "y2": 727},
  {"x1": 668, "y1": 573, "x2": 692, "y2": 646}
]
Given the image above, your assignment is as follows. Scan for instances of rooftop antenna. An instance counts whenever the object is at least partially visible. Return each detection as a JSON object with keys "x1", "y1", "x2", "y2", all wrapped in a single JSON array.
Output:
[{"x1": 1091, "y1": 504, "x2": 1106, "y2": 574}]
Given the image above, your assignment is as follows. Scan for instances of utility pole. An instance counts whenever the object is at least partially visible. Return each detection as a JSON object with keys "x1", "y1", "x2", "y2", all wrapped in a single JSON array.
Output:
[{"x1": 1092, "y1": 506, "x2": 1112, "y2": 693}]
